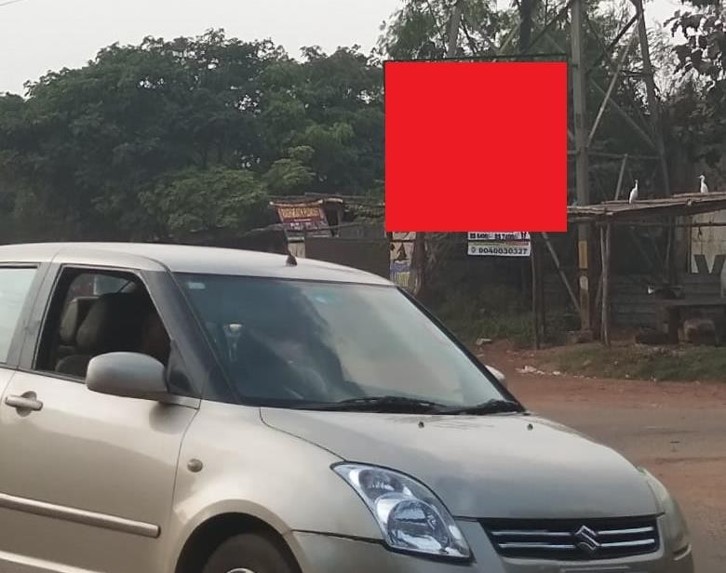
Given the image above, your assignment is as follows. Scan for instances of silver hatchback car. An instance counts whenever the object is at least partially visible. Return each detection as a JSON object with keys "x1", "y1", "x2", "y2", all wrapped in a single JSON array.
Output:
[{"x1": 0, "y1": 243, "x2": 693, "y2": 573}]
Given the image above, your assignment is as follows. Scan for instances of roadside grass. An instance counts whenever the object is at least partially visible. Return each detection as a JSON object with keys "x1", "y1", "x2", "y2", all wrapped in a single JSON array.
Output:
[
  {"x1": 542, "y1": 342, "x2": 726, "y2": 382},
  {"x1": 432, "y1": 285, "x2": 580, "y2": 349},
  {"x1": 442, "y1": 310, "x2": 535, "y2": 349},
  {"x1": 432, "y1": 285, "x2": 534, "y2": 348}
]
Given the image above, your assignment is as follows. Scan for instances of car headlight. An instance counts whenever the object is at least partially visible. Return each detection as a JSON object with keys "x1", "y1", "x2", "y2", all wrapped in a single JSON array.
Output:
[
  {"x1": 333, "y1": 463, "x2": 471, "y2": 560},
  {"x1": 641, "y1": 469, "x2": 690, "y2": 554}
]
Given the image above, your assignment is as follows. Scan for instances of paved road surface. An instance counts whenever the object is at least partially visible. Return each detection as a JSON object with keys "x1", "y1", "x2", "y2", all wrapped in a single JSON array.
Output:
[{"x1": 486, "y1": 349, "x2": 726, "y2": 573}]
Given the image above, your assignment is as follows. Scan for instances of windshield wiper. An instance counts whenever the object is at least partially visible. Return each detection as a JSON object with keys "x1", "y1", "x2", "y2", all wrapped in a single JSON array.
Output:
[
  {"x1": 292, "y1": 396, "x2": 524, "y2": 415},
  {"x1": 298, "y1": 395, "x2": 447, "y2": 413},
  {"x1": 436, "y1": 399, "x2": 525, "y2": 416}
]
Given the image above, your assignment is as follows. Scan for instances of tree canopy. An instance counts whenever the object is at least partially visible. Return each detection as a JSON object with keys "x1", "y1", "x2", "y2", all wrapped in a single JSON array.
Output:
[
  {"x1": 667, "y1": 0, "x2": 726, "y2": 168},
  {"x1": 0, "y1": 31, "x2": 383, "y2": 242}
]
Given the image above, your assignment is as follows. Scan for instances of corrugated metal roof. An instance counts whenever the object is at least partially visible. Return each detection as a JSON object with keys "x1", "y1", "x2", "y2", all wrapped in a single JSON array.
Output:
[{"x1": 568, "y1": 192, "x2": 726, "y2": 223}]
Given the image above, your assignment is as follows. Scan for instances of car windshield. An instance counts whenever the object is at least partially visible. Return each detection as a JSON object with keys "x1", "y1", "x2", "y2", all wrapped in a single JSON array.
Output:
[{"x1": 177, "y1": 273, "x2": 510, "y2": 410}]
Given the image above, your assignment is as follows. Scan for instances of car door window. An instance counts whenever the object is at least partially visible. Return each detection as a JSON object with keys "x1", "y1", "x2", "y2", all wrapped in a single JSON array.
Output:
[
  {"x1": 0, "y1": 266, "x2": 192, "y2": 573},
  {"x1": 0, "y1": 267, "x2": 37, "y2": 363},
  {"x1": 35, "y1": 269, "x2": 171, "y2": 379}
]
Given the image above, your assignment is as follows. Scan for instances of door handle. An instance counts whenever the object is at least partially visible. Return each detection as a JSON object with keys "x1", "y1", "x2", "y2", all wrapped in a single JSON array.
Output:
[{"x1": 5, "y1": 392, "x2": 43, "y2": 413}]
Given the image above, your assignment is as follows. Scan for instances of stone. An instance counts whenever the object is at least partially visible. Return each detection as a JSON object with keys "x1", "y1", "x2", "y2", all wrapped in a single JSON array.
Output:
[{"x1": 683, "y1": 318, "x2": 718, "y2": 346}]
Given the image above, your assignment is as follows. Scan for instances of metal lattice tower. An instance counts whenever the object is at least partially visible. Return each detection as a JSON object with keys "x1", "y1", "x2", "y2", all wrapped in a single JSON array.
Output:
[
  {"x1": 447, "y1": 0, "x2": 671, "y2": 333},
  {"x1": 568, "y1": 0, "x2": 670, "y2": 332}
]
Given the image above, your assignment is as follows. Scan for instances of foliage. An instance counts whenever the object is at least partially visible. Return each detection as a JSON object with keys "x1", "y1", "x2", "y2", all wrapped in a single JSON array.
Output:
[
  {"x1": 139, "y1": 167, "x2": 268, "y2": 239},
  {"x1": 0, "y1": 31, "x2": 383, "y2": 241},
  {"x1": 666, "y1": 1, "x2": 726, "y2": 166},
  {"x1": 668, "y1": 6, "x2": 725, "y2": 86},
  {"x1": 663, "y1": 79, "x2": 725, "y2": 166},
  {"x1": 378, "y1": 0, "x2": 515, "y2": 59},
  {"x1": 261, "y1": 145, "x2": 315, "y2": 196}
]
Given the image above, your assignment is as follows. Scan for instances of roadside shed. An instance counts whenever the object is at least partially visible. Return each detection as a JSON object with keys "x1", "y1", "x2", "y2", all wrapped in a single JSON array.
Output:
[{"x1": 561, "y1": 192, "x2": 726, "y2": 344}]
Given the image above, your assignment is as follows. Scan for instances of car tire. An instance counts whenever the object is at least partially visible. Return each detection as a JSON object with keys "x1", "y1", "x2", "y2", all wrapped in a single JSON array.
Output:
[{"x1": 202, "y1": 532, "x2": 300, "y2": 573}]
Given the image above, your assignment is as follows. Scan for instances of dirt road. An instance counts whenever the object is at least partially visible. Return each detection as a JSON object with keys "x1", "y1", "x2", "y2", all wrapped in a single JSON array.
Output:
[{"x1": 483, "y1": 344, "x2": 726, "y2": 573}]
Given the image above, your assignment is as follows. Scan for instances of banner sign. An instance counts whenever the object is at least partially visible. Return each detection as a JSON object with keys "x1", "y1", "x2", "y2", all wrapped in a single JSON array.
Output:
[
  {"x1": 390, "y1": 232, "x2": 415, "y2": 288},
  {"x1": 273, "y1": 202, "x2": 331, "y2": 241},
  {"x1": 467, "y1": 231, "x2": 531, "y2": 257}
]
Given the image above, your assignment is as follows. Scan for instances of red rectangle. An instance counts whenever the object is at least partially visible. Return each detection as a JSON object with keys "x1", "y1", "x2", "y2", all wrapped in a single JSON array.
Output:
[{"x1": 385, "y1": 61, "x2": 567, "y2": 232}]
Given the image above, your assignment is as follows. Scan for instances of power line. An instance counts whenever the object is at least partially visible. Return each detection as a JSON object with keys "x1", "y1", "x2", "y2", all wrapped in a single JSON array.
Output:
[{"x1": 0, "y1": 0, "x2": 27, "y2": 7}]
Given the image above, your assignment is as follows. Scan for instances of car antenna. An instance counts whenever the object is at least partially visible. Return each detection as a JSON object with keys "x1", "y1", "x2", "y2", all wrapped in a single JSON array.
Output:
[{"x1": 285, "y1": 248, "x2": 297, "y2": 267}]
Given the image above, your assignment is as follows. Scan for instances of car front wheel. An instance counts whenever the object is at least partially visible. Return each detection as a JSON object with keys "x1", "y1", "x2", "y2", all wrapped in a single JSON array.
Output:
[{"x1": 202, "y1": 532, "x2": 300, "y2": 573}]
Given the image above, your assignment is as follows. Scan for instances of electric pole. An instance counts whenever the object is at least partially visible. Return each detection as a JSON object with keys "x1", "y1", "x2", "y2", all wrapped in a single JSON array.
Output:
[
  {"x1": 571, "y1": 0, "x2": 592, "y2": 335},
  {"x1": 447, "y1": 0, "x2": 463, "y2": 57}
]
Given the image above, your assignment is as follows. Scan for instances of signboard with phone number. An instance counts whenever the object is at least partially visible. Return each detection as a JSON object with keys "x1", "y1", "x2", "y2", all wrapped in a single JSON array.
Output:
[{"x1": 467, "y1": 232, "x2": 531, "y2": 257}]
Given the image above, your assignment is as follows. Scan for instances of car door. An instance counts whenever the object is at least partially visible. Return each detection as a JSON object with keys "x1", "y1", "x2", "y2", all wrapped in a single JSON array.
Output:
[
  {"x1": 0, "y1": 262, "x2": 42, "y2": 435},
  {"x1": 0, "y1": 265, "x2": 199, "y2": 573},
  {"x1": 0, "y1": 263, "x2": 40, "y2": 382}
]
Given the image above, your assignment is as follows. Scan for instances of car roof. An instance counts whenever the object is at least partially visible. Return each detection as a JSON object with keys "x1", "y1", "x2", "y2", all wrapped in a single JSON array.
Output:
[{"x1": 0, "y1": 242, "x2": 393, "y2": 286}]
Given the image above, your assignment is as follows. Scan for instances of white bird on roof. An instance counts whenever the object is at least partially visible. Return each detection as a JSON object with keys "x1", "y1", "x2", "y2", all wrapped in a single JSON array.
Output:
[
  {"x1": 628, "y1": 180, "x2": 639, "y2": 204},
  {"x1": 699, "y1": 174, "x2": 709, "y2": 194}
]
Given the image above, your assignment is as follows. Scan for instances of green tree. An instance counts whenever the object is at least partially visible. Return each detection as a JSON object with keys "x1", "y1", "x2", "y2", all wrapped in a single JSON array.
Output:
[
  {"x1": 666, "y1": 1, "x2": 726, "y2": 167},
  {"x1": 139, "y1": 167, "x2": 268, "y2": 240},
  {"x1": 258, "y1": 46, "x2": 384, "y2": 195},
  {"x1": 263, "y1": 146, "x2": 315, "y2": 196},
  {"x1": 668, "y1": 5, "x2": 725, "y2": 89},
  {"x1": 0, "y1": 30, "x2": 384, "y2": 242}
]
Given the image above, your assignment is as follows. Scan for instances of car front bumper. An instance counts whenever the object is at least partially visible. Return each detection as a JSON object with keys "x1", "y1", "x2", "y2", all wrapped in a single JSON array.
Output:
[{"x1": 286, "y1": 519, "x2": 694, "y2": 573}]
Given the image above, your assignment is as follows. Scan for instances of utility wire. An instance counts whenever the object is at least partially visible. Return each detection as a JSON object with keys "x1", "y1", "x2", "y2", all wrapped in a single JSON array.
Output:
[{"x1": 0, "y1": 0, "x2": 27, "y2": 7}]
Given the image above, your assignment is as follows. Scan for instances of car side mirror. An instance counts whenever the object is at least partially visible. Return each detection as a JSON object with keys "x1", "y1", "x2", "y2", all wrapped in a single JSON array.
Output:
[
  {"x1": 485, "y1": 364, "x2": 507, "y2": 388},
  {"x1": 86, "y1": 352, "x2": 169, "y2": 401}
]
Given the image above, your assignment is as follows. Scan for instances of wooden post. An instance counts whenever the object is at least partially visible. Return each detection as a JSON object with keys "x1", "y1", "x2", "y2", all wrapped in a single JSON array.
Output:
[
  {"x1": 537, "y1": 238, "x2": 546, "y2": 340},
  {"x1": 600, "y1": 224, "x2": 612, "y2": 346},
  {"x1": 593, "y1": 265, "x2": 603, "y2": 337},
  {"x1": 410, "y1": 232, "x2": 426, "y2": 296},
  {"x1": 334, "y1": 203, "x2": 345, "y2": 236},
  {"x1": 542, "y1": 232, "x2": 581, "y2": 314},
  {"x1": 667, "y1": 306, "x2": 680, "y2": 344},
  {"x1": 531, "y1": 239, "x2": 542, "y2": 349}
]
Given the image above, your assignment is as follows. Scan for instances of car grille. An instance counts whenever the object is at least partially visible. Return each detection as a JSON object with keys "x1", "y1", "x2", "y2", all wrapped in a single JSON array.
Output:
[{"x1": 481, "y1": 516, "x2": 660, "y2": 561}]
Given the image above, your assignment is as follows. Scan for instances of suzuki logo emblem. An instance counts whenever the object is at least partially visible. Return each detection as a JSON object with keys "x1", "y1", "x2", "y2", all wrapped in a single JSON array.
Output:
[{"x1": 574, "y1": 525, "x2": 602, "y2": 555}]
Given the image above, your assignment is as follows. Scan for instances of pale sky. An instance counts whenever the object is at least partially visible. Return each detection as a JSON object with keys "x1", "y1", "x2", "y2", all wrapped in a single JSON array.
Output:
[{"x1": 0, "y1": 0, "x2": 684, "y2": 96}]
